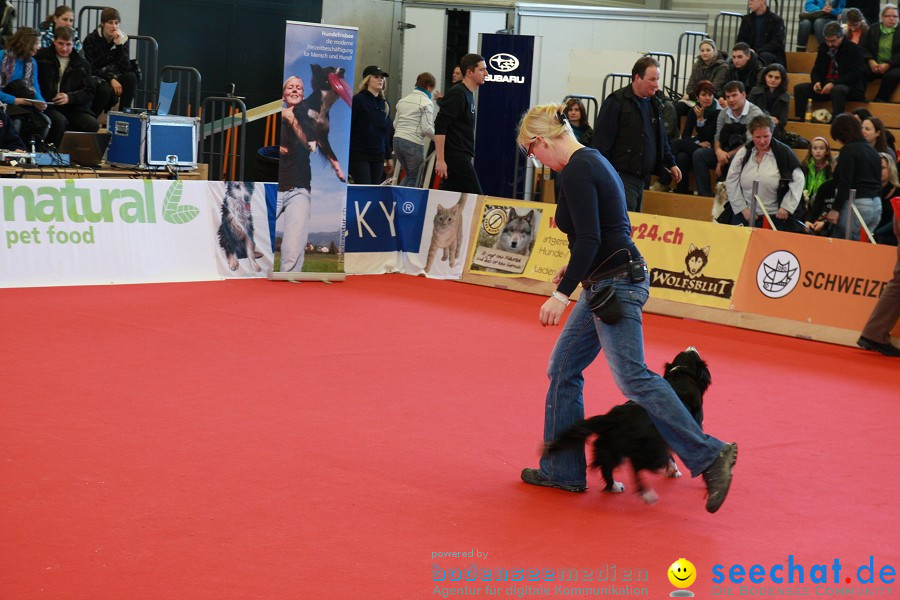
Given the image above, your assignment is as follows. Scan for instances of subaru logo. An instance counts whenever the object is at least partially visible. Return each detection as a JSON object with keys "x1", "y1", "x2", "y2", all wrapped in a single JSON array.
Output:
[{"x1": 489, "y1": 53, "x2": 519, "y2": 73}]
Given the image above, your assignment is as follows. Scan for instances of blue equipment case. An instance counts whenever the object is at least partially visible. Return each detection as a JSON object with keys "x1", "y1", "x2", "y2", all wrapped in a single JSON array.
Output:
[{"x1": 107, "y1": 112, "x2": 199, "y2": 169}]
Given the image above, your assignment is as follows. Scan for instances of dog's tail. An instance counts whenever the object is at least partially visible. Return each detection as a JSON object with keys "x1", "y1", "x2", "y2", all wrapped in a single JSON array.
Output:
[{"x1": 543, "y1": 415, "x2": 610, "y2": 455}]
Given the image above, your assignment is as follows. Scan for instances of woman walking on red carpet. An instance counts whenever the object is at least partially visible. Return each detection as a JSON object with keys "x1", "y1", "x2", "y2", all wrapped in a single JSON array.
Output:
[{"x1": 516, "y1": 104, "x2": 738, "y2": 513}]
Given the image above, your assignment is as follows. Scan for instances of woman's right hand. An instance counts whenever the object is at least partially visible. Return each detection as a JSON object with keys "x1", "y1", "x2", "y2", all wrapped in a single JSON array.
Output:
[
  {"x1": 13, "y1": 97, "x2": 28, "y2": 106},
  {"x1": 539, "y1": 297, "x2": 567, "y2": 327},
  {"x1": 692, "y1": 103, "x2": 703, "y2": 118}
]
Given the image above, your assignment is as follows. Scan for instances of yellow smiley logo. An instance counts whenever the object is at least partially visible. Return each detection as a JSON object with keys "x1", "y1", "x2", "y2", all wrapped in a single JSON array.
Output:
[{"x1": 668, "y1": 558, "x2": 697, "y2": 588}]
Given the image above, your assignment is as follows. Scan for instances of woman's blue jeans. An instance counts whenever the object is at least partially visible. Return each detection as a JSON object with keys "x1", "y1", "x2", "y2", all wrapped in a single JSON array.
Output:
[
  {"x1": 538, "y1": 276, "x2": 725, "y2": 487},
  {"x1": 832, "y1": 197, "x2": 882, "y2": 241}
]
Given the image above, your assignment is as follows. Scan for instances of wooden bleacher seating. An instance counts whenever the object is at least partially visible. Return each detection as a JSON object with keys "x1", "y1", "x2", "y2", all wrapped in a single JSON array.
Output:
[{"x1": 643, "y1": 190, "x2": 715, "y2": 222}]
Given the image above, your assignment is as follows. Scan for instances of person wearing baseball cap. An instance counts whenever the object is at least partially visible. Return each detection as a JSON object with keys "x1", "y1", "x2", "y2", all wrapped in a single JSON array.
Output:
[{"x1": 349, "y1": 66, "x2": 394, "y2": 184}]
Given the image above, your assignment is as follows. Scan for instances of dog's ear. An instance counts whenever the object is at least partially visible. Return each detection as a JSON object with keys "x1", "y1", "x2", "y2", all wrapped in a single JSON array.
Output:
[
  {"x1": 663, "y1": 361, "x2": 673, "y2": 375},
  {"x1": 696, "y1": 359, "x2": 712, "y2": 391}
]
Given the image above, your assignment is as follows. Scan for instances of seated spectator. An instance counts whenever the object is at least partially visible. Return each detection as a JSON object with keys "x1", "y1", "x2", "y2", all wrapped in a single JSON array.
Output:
[
  {"x1": 861, "y1": 4, "x2": 900, "y2": 103},
  {"x1": 876, "y1": 152, "x2": 899, "y2": 244},
  {"x1": 719, "y1": 43, "x2": 762, "y2": 106},
  {"x1": 797, "y1": 0, "x2": 844, "y2": 52},
  {"x1": 677, "y1": 39, "x2": 727, "y2": 118},
  {"x1": 842, "y1": 8, "x2": 869, "y2": 44},
  {"x1": 793, "y1": 22, "x2": 866, "y2": 121},
  {"x1": 39, "y1": 5, "x2": 82, "y2": 52},
  {"x1": 803, "y1": 136, "x2": 834, "y2": 204},
  {"x1": 393, "y1": 72, "x2": 436, "y2": 187},
  {"x1": 0, "y1": 27, "x2": 51, "y2": 145},
  {"x1": 748, "y1": 63, "x2": 790, "y2": 138},
  {"x1": 725, "y1": 115, "x2": 804, "y2": 229},
  {"x1": 653, "y1": 79, "x2": 719, "y2": 193},
  {"x1": 737, "y1": 0, "x2": 786, "y2": 66},
  {"x1": 694, "y1": 80, "x2": 766, "y2": 196},
  {"x1": 798, "y1": 0, "x2": 845, "y2": 51},
  {"x1": 0, "y1": 104, "x2": 26, "y2": 150},
  {"x1": 845, "y1": 0, "x2": 880, "y2": 28},
  {"x1": 827, "y1": 113, "x2": 883, "y2": 240},
  {"x1": 36, "y1": 26, "x2": 98, "y2": 146},
  {"x1": 564, "y1": 97, "x2": 593, "y2": 145},
  {"x1": 862, "y1": 116, "x2": 896, "y2": 156},
  {"x1": 83, "y1": 7, "x2": 137, "y2": 116}
]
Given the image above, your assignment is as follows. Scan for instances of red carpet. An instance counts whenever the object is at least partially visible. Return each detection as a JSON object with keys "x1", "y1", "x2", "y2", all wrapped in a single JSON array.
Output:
[{"x1": 1, "y1": 276, "x2": 898, "y2": 599}]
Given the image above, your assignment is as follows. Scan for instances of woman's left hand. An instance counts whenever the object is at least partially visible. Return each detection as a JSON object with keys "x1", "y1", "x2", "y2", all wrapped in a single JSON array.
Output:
[
  {"x1": 539, "y1": 297, "x2": 567, "y2": 327},
  {"x1": 826, "y1": 209, "x2": 840, "y2": 224},
  {"x1": 775, "y1": 207, "x2": 789, "y2": 220}
]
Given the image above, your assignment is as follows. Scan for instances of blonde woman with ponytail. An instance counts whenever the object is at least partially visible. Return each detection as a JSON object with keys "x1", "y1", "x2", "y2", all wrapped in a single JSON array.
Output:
[{"x1": 518, "y1": 103, "x2": 738, "y2": 513}]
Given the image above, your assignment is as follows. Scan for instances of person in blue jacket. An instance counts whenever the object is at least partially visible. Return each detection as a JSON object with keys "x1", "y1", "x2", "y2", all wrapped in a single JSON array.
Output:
[
  {"x1": 0, "y1": 27, "x2": 50, "y2": 145},
  {"x1": 349, "y1": 65, "x2": 393, "y2": 184}
]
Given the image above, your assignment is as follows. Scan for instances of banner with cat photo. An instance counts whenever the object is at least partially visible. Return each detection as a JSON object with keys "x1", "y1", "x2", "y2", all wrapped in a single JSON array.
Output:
[
  {"x1": 629, "y1": 212, "x2": 751, "y2": 309},
  {"x1": 466, "y1": 198, "x2": 569, "y2": 281},
  {"x1": 343, "y1": 186, "x2": 476, "y2": 279},
  {"x1": 277, "y1": 21, "x2": 357, "y2": 274},
  {"x1": 207, "y1": 182, "x2": 275, "y2": 277}
]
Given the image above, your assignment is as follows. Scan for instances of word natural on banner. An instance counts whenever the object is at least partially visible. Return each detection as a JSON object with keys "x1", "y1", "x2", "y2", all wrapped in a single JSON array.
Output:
[{"x1": 3, "y1": 180, "x2": 194, "y2": 250}]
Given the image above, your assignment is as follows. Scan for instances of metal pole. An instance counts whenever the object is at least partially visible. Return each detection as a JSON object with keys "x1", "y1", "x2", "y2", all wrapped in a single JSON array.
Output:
[
  {"x1": 845, "y1": 188, "x2": 857, "y2": 239},
  {"x1": 749, "y1": 180, "x2": 759, "y2": 226}
]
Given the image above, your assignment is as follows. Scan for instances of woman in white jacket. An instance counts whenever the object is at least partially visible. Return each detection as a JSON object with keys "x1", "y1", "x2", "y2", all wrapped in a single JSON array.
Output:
[{"x1": 393, "y1": 72, "x2": 436, "y2": 187}]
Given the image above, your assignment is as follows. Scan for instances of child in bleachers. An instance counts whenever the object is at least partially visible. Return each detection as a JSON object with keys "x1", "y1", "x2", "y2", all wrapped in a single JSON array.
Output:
[{"x1": 803, "y1": 136, "x2": 834, "y2": 219}]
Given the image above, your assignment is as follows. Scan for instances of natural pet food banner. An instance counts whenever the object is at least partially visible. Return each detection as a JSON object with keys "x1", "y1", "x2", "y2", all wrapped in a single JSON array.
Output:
[
  {"x1": 630, "y1": 213, "x2": 751, "y2": 309},
  {"x1": 343, "y1": 186, "x2": 476, "y2": 279},
  {"x1": 1, "y1": 179, "x2": 219, "y2": 288},
  {"x1": 466, "y1": 198, "x2": 568, "y2": 282}
]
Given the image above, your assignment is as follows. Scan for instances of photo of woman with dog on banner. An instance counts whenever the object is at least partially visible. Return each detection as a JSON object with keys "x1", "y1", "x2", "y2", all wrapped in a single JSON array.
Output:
[{"x1": 276, "y1": 21, "x2": 357, "y2": 274}]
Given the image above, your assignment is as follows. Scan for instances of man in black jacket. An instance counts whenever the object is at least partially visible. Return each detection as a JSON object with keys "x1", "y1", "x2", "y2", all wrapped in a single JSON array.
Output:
[
  {"x1": 736, "y1": 0, "x2": 786, "y2": 67},
  {"x1": 793, "y1": 22, "x2": 867, "y2": 120},
  {"x1": 593, "y1": 56, "x2": 680, "y2": 212},
  {"x1": 35, "y1": 26, "x2": 99, "y2": 146},
  {"x1": 434, "y1": 53, "x2": 487, "y2": 194}
]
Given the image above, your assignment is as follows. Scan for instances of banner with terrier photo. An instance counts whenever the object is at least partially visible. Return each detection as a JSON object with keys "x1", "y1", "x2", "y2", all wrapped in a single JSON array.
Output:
[
  {"x1": 207, "y1": 182, "x2": 274, "y2": 277},
  {"x1": 0, "y1": 179, "x2": 219, "y2": 288},
  {"x1": 343, "y1": 186, "x2": 476, "y2": 279},
  {"x1": 629, "y1": 213, "x2": 751, "y2": 309},
  {"x1": 277, "y1": 21, "x2": 357, "y2": 274},
  {"x1": 466, "y1": 199, "x2": 568, "y2": 281}
]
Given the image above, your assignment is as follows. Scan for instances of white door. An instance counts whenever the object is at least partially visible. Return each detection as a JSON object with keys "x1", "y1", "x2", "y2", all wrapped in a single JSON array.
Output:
[{"x1": 400, "y1": 6, "x2": 448, "y2": 97}]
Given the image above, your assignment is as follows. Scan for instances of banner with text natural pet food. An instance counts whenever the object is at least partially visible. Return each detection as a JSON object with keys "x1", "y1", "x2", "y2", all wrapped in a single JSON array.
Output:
[
  {"x1": 342, "y1": 186, "x2": 476, "y2": 279},
  {"x1": 466, "y1": 198, "x2": 569, "y2": 282},
  {"x1": 0, "y1": 180, "x2": 219, "y2": 288},
  {"x1": 277, "y1": 21, "x2": 357, "y2": 274}
]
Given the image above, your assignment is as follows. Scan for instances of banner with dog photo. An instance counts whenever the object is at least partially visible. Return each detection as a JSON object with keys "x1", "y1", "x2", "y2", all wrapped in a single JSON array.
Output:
[
  {"x1": 207, "y1": 182, "x2": 274, "y2": 277},
  {"x1": 629, "y1": 213, "x2": 751, "y2": 309},
  {"x1": 277, "y1": 21, "x2": 357, "y2": 274},
  {"x1": 343, "y1": 186, "x2": 476, "y2": 279},
  {"x1": 466, "y1": 198, "x2": 568, "y2": 281}
]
